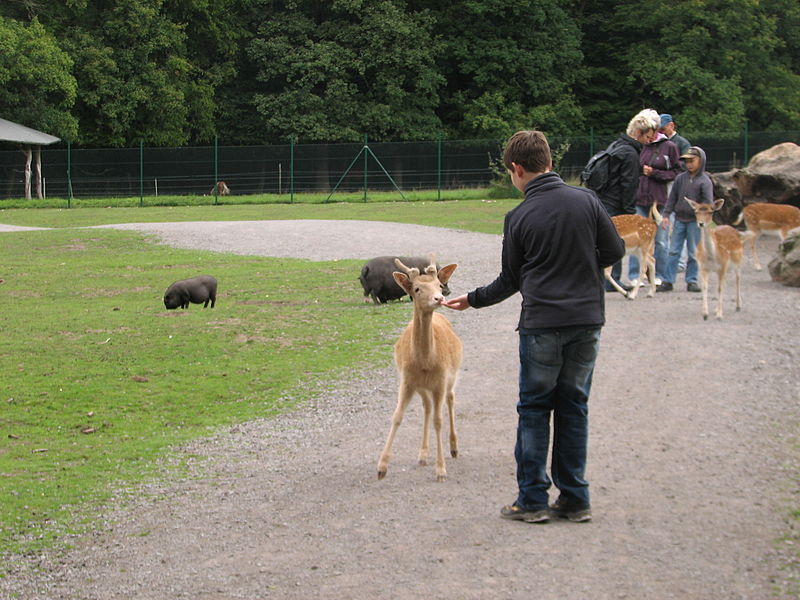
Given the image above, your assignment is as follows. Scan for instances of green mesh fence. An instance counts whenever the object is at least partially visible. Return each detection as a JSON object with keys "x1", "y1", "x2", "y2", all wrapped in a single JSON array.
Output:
[{"x1": 1, "y1": 131, "x2": 798, "y2": 201}]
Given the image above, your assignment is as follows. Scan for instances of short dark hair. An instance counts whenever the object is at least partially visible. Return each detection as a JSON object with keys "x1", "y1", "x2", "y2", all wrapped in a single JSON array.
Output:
[{"x1": 502, "y1": 130, "x2": 551, "y2": 173}]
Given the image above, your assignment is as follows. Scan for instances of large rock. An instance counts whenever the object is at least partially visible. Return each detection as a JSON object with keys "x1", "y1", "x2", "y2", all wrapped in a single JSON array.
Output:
[
  {"x1": 768, "y1": 227, "x2": 800, "y2": 287},
  {"x1": 711, "y1": 142, "x2": 800, "y2": 224}
]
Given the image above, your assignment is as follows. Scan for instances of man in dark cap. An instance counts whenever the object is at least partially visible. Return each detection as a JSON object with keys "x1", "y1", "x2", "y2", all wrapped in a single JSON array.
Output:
[{"x1": 659, "y1": 114, "x2": 690, "y2": 158}]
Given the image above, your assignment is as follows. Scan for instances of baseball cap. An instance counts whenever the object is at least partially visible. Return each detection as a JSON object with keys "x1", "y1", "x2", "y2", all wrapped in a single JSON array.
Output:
[
  {"x1": 680, "y1": 147, "x2": 702, "y2": 159},
  {"x1": 659, "y1": 113, "x2": 673, "y2": 128}
]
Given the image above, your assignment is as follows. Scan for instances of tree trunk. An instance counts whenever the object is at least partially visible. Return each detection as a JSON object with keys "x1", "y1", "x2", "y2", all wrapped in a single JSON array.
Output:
[
  {"x1": 21, "y1": 145, "x2": 32, "y2": 200},
  {"x1": 35, "y1": 146, "x2": 43, "y2": 199}
]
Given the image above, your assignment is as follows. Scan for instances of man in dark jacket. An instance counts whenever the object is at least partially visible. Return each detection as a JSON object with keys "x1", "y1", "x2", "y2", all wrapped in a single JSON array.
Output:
[
  {"x1": 598, "y1": 109, "x2": 660, "y2": 290},
  {"x1": 659, "y1": 113, "x2": 691, "y2": 158},
  {"x1": 444, "y1": 130, "x2": 625, "y2": 524}
]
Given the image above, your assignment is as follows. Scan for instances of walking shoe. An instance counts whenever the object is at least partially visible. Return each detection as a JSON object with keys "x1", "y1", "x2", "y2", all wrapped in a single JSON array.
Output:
[
  {"x1": 656, "y1": 282, "x2": 673, "y2": 292},
  {"x1": 500, "y1": 504, "x2": 550, "y2": 523},
  {"x1": 687, "y1": 282, "x2": 701, "y2": 292},
  {"x1": 550, "y1": 498, "x2": 592, "y2": 523}
]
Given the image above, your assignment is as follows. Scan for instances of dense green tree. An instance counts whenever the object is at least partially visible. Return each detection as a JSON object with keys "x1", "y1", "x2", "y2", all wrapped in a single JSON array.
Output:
[
  {"x1": 162, "y1": 0, "x2": 250, "y2": 143},
  {"x1": 0, "y1": 16, "x2": 78, "y2": 139},
  {"x1": 756, "y1": 0, "x2": 800, "y2": 129},
  {"x1": 577, "y1": 0, "x2": 800, "y2": 134},
  {"x1": 12, "y1": 0, "x2": 216, "y2": 146},
  {"x1": 423, "y1": 0, "x2": 584, "y2": 138},
  {"x1": 247, "y1": 0, "x2": 444, "y2": 143},
  {"x1": 3, "y1": 0, "x2": 799, "y2": 146}
]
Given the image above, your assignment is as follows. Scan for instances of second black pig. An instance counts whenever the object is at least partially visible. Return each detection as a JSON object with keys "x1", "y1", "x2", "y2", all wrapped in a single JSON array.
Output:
[{"x1": 359, "y1": 256, "x2": 450, "y2": 304}]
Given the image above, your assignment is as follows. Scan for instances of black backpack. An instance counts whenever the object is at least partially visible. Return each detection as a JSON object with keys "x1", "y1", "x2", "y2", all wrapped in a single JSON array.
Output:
[{"x1": 580, "y1": 139, "x2": 622, "y2": 194}]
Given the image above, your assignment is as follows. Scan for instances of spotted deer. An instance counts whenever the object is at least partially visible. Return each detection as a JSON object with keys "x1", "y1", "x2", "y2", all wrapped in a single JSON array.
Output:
[
  {"x1": 733, "y1": 202, "x2": 800, "y2": 270},
  {"x1": 604, "y1": 213, "x2": 658, "y2": 300},
  {"x1": 377, "y1": 255, "x2": 462, "y2": 482},
  {"x1": 688, "y1": 198, "x2": 744, "y2": 320}
]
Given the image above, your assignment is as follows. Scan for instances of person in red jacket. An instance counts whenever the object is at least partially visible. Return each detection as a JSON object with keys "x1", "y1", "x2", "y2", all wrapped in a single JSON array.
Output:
[{"x1": 444, "y1": 130, "x2": 625, "y2": 524}]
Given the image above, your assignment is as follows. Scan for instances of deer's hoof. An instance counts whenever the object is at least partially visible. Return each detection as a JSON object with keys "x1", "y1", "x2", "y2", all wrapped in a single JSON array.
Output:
[
  {"x1": 418, "y1": 458, "x2": 428, "y2": 466},
  {"x1": 451, "y1": 450, "x2": 458, "y2": 458},
  {"x1": 377, "y1": 469, "x2": 387, "y2": 480},
  {"x1": 703, "y1": 314, "x2": 709, "y2": 321},
  {"x1": 436, "y1": 474, "x2": 447, "y2": 482}
]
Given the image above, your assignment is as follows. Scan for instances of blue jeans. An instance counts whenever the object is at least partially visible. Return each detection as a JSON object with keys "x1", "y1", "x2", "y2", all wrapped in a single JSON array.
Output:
[
  {"x1": 628, "y1": 205, "x2": 668, "y2": 281},
  {"x1": 664, "y1": 219, "x2": 700, "y2": 284},
  {"x1": 515, "y1": 327, "x2": 601, "y2": 510}
]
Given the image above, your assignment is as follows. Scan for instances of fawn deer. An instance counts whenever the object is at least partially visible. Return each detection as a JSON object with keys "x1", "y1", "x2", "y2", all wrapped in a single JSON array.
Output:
[
  {"x1": 687, "y1": 198, "x2": 744, "y2": 320},
  {"x1": 604, "y1": 213, "x2": 658, "y2": 300},
  {"x1": 377, "y1": 255, "x2": 463, "y2": 482},
  {"x1": 733, "y1": 202, "x2": 800, "y2": 270}
]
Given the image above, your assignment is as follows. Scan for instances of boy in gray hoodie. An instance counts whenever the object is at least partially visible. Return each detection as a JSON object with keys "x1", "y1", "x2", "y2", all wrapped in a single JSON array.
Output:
[{"x1": 657, "y1": 146, "x2": 714, "y2": 292}]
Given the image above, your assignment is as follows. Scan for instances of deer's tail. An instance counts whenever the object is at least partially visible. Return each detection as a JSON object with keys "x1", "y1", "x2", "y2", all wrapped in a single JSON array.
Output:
[{"x1": 649, "y1": 202, "x2": 662, "y2": 222}]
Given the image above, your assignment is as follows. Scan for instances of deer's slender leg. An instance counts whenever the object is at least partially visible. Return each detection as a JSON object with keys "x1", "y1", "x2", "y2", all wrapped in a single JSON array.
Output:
[
  {"x1": 378, "y1": 380, "x2": 414, "y2": 479},
  {"x1": 418, "y1": 390, "x2": 432, "y2": 466}
]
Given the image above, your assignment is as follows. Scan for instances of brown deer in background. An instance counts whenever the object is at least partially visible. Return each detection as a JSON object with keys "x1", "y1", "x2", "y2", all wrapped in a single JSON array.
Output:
[
  {"x1": 209, "y1": 181, "x2": 230, "y2": 196},
  {"x1": 733, "y1": 202, "x2": 800, "y2": 270},
  {"x1": 377, "y1": 255, "x2": 462, "y2": 482}
]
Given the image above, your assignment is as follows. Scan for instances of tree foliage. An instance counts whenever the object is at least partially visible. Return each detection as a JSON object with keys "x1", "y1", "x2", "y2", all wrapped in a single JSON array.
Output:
[
  {"x1": 248, "y1": 0, "x2": 444, "y2": 143},
  {"x1": 0, "y1": 16, "x2": 78, "y2": 140},
  {"x1": 0, "y1": 0, "x2": 798, "y2": 146}
]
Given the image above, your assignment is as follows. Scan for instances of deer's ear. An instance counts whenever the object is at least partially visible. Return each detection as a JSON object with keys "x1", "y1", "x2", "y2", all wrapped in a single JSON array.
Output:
[
  {"x1": 713, "y1": 198, "x2": 725, "y2": 210},
  {"x1": 393, "y1": 272, "x2": 412, "y2": 293},
  {"x1": 437, "y1": 264, "x2": 457, "y2": 285}
]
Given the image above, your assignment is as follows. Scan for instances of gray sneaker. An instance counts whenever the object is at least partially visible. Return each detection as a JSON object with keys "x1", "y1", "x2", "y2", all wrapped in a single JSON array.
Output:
[
  {"x1": 500, "y1": 504, "x2": 550, "y2": 523},
  {"x1": 550, "y1": 498, "x2": 592, "y2": 523}
]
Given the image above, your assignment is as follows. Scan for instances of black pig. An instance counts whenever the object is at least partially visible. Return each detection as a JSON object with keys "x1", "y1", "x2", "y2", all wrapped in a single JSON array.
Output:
[
  {"x1": 359, "y1": 256, "x2": 451, "y2": 304},
  {"x1": 164, "y1": 275, "x2": 217, "y2": 309}
]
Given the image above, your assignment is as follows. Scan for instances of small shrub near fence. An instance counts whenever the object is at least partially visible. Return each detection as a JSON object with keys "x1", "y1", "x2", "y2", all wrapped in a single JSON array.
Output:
[{"x1": 1, "y1": 130, "x2": 797, "y2": 203}]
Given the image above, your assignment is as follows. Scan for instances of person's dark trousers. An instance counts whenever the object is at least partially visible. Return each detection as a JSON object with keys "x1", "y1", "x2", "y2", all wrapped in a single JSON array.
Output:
[
  {"x1": 514, "y1": 327, "x2": 601, "y2": 510},
  {"x1": 601, "y1": 202, "x2": 626, "y2": 289}
]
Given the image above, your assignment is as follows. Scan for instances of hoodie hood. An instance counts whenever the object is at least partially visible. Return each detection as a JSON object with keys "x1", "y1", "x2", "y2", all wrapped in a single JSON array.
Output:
[{"x1": 682, "y1": 146, "x2": 707, "y2": 176}]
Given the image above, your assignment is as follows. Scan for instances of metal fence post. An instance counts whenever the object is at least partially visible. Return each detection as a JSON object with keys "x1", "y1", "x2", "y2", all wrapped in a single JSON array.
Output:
[
  {"x1": 290, "y1": 136, "x2": 295, "y2": 203},
  {"x1": 363, "y1": 134, "x2": 368, "y2": 202},
  {"x1": 66, "y1": 140, "x2": 73, "y2": 208},
  {"x1": 743, "y1": 120, "x2": 749, "y2": 165},
  {"x1": 139, "y1": 140, "x2": 144, "y2": 207},
  {"x1": 213, "y1": 135, "x2": 219, "y2": 204},
  {"x1": 437, "y1": 135, "x2": 442, "y2": 201}
]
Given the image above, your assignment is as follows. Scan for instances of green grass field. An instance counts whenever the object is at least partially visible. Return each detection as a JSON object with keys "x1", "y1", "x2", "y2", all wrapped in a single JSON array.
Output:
[{"x1": 0, "y1": 198, "x2": 515, "y2": 562}]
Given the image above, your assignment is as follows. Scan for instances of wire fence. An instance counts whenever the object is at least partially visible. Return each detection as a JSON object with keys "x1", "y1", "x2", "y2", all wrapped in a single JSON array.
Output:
[{"x1": 1, "y1": 130, "x2": 797, "y2": 202}]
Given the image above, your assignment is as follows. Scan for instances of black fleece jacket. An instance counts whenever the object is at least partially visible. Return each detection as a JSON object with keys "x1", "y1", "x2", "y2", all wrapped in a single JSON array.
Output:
[
  {"x1": 467, "y1": 172, "x2": 625, "y2": 330},
  {"x1": 597, "y1": 134, "x2": 643, "y2": 215}
]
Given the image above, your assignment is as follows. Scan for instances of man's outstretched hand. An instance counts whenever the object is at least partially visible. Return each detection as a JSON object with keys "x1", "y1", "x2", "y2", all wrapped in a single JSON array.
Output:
[{"x1": 442, "y1": 294, "x2": 471, "y2": 311}]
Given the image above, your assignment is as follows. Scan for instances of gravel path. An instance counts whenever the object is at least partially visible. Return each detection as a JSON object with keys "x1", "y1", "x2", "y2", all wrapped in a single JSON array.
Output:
[{"x1": 2, "y1": 219, "x2": 799, "y2": 599}]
